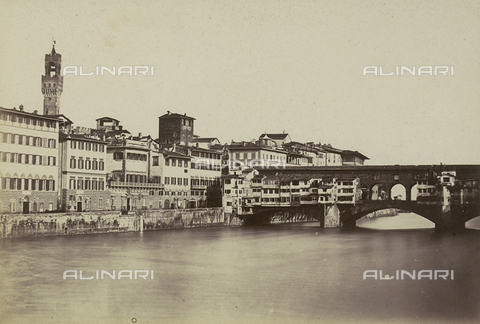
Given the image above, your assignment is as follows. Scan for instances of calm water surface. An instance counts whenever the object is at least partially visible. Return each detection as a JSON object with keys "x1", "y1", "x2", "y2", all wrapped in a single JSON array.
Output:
[{"x1": 1, "y1": 214, "x2": 480, "y2": 324}]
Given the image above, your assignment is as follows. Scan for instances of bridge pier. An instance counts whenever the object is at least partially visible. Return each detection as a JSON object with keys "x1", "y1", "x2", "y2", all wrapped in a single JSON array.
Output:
[
  {"x1": 338, "y1": 205, "x2": 359, "y2": 228},
  {"x1": 435, "y1": 205, "x2": 466, "y2": 233}
]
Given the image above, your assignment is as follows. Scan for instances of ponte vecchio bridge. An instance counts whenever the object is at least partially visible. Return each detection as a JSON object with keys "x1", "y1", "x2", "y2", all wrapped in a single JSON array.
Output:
[{"x1": 237, "y1": 164, "x2": 480, "y2": 233}]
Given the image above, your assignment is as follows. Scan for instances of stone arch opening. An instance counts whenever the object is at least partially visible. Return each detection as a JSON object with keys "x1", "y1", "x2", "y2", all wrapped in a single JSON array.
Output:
[
  {"x1": 410, "y1": 184, "x2": 418, "y2": 201},
  {"x1": 466, "y1": 215, "x2": 480, "y2": 229},
  {"x1": 370, "y1": 184, "x2": 387, "y2": 200},
  {"x1": 390, "y1": 184, "x2": 407, "y2": 201},
  {"x1": 356, "y1": 207, "x2": 435, "y2": 230}
]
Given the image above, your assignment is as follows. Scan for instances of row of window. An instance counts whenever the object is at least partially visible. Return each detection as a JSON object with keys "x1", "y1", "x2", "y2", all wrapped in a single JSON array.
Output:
[
  {"x1": 127, "y1": 153, "x2": 147, "y2": 161},
  {"x1": 1, "y1": 132, "x2": 57, "y2": 148},
  {"x1": 337, "y1": 182, "x2": 354, "y2": 186},
  {"x1": 0, "y1": 112, "x2": 57, "y2": 128},
  {"x1": 191, "y1": 179, "x2": 219, "y2": 186},
  {"x1": 113, "y1": 154, "x2": 221, "y2": 170},
  {"x1": 233, "y1": 179, "x2": 312, "y2": 186},
  {"x1": 257, "y1": 196, "x2": 317, "y2": 203},
  {"x1": 191, "y1": 151, "x2": 221, "y2": 159},
  {"x1": 261, "y1": 197, "x2": 290, "y2": 203},
  {"x1": 164, "y1": 177, "x2": 189, "y2": 186},
  {"x1": 192, "y1": 162, "x2": 222, "y2": 171},
  {"x1": 113, "y1": 152, "x2": 147, "y2": 161},
  {"x1": 224, "y1": 179, "x2": 243, "y2": 185},
  {"x1": 147, "y1": 190, "x2": 192, "y2": 197},
  {"x1": 338, "y1": 196, "x2": 354, "y2": 201},
  {"x1": 1, "y1": 178, "x2": 55, "y2": 191},
  {"x1": 418, "y1": 188, "x2": 436, "y2": 193},
  {"x1": 224, "y1": 189, "x2": 243, "y2": 195},
  {"x1": 181, "y1": 119, "x2": 193, "y2": 127},
  {"x1": 1, "y1": 152, "x2": 56, "y2": 166},
  {"x1": 233, "y1": 152, "x2": 287, "y2": 161},
  {"x1": 165, "y1": 158, "x2": 189, "y2": 167},
  {"x1": 68, "y1": 178, "x2": 105, "y2": 190},
  {"x1": 67, "y1": 196, "x2": 105, "y2": 210},
  {"x1": 327, "y1": 154, "x2": 340, "y2": 164},
  {"x1": 8, "y1": 201, "x2": 53, "y2": 213},
  {"x1": 69, "y1": 157, "x2": 105, "y2": 170},
  {"x1": 116, "y1": 176, "x2": 218, "y2": 186},
  {"x1": 164, "y1": 191, "x2": 190, "y2": 196},
  {"x1": 249, "y1": 188, "x2": 349, "y2": 195},
  {"x1": 125, "y1": 175, "x2": 148, "y2": 183},
  {"x1": 70, "y1": 140, "x2": 105, "y2": 152}
]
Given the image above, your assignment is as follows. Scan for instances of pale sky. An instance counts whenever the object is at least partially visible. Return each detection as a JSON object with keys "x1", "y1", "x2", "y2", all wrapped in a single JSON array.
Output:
[{"x1": 1, "y1": 0, "x2": 479, "y2": 165}]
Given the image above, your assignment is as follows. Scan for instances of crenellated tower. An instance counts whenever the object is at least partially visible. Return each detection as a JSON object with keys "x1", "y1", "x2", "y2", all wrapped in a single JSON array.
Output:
[{"x1": 41, "y1": 44, "x2": 63, "y2": 115}]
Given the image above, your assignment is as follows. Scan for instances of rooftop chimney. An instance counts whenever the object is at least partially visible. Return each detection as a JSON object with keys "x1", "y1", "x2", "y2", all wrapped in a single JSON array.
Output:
[{"x1": 167, "y1": 110, "x2": 171, "y2": 115}]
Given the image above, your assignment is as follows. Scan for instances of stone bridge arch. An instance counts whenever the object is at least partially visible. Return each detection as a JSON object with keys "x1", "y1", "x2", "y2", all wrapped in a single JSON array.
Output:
[
  {"x1": 340, "y1": 201, "x2": 480, "y2": 229},
  {"x1": 338, "y1": 201, "x2": 439, "y2": 228}
]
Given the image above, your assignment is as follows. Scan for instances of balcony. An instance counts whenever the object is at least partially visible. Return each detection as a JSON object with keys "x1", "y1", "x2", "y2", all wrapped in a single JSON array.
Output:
[
  {"x1": 108, "y1": 181, "x2": 164, "y2": 190},
  {"x1": 262, "y1": 184, "x2": 279, "y2": 189}
]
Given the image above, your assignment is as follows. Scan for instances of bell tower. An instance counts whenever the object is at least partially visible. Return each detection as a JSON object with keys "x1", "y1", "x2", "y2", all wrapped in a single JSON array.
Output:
[{"x1": 41, "y1": 43, "x2": 63, "y2": 115}]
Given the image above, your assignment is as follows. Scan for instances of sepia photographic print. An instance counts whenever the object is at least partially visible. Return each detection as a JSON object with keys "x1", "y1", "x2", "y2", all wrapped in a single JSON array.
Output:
[{"x1": 1, "y1": 1, "x2": 479, "y2": 323}]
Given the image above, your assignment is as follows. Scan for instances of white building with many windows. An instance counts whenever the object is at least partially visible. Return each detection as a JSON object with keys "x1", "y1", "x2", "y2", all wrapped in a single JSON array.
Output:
[
  {"x1": 58, "y1": 132, "x2": 109, "y2": 211},
  {"x1": 0, "y1": 106, "x2": 60, "y2": 213},
  {"x1": 162, "y1": 150, "x2": 192, "y2": 209}
]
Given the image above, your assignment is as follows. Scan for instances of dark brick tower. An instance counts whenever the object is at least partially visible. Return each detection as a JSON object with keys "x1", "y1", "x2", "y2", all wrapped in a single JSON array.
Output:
[
  {"x1": 158, "y1": 111, "x2": 195, "y2": 146},
  {"x1": 41, "y1": 43, "x2": 63, "y2": 115}
]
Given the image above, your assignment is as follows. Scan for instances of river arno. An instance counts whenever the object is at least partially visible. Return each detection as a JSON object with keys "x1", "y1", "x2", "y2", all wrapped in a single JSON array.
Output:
[{"x1": 1, "y1": 214, "x2": 480, "y2": 324}]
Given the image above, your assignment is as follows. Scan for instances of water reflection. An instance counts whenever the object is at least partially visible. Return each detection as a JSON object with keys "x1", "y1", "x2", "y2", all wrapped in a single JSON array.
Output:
[{"x1": 1, "y1": 218, "x2": 480, "y2": 324}]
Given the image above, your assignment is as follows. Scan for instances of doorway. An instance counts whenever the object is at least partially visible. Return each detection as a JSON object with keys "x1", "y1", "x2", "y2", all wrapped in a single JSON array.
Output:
[{"x1": 23, "y1": 202, "x2": 29, "y2": 214}]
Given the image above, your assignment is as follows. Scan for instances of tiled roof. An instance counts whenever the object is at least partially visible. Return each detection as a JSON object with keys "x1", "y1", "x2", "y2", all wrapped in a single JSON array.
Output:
[
  {"x1": 341, "y1": 150, "x2": 369, "y2": 160},
  {"x1": 0, "y1": 107, "x2": 61, "y2": 121},
  {"x1": 96, "y1": 116, "x2": 120, "y2": 122},
  {"x1": 162, "y1": 150, "x2": 191, "y2": 159},
  {"x1": 259, "y1": 133, "x2": 289, "y2": 140},
  {"x1": 158, "y1": 112, "x2": 195, "y2": 120},
  {"x1": 192, "y1": 137, "x2": 219, "y2": 142}
]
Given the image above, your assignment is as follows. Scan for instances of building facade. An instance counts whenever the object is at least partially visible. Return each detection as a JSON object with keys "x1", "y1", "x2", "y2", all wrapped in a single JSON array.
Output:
[
  {"x1": 227, "y1": 142, "x2": 288, "y2": 171},
  {"x1": 58, "y1": 133, "x2": 110, "y2": 211},
  {"x1": 0, "y1": 106, "x2": 60, "y2": 213}
]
